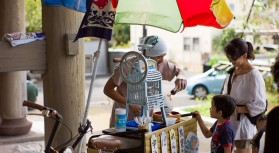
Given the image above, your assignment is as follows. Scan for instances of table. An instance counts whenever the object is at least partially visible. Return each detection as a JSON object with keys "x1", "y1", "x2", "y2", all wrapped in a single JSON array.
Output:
[{"x1": 87, "y1": 117, "x2": 197, "y2": 153}]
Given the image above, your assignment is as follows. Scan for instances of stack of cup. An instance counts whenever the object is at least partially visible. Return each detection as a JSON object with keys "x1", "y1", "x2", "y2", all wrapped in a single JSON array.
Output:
[{"x1": 115, "y1": 108, "x2": 126, "y2": 132}]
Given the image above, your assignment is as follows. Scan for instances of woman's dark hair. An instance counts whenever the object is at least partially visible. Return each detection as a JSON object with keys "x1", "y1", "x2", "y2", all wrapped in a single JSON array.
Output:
[
  {"x1": 271, "y1": 53, "x2": 279, "y2": 91},
  {"x1": 264, "y1": 106, "x2": 279, "y2": 153},
  {"x1": 224, "y1": 38, "x2": 255, "y2": 61},
  {"x1": 212, "y1": 95, "x2": 236, "y2": 119}
]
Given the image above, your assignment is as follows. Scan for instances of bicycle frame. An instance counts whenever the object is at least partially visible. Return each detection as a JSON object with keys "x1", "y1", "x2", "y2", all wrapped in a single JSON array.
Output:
[{"x1": 23, "y1": 100, "x2": 92, "y2": 153}]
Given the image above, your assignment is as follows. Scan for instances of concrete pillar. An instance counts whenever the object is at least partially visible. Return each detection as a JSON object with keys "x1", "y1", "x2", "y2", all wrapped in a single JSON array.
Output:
[
  {"x1": 0, "y1": 0, "x2": 32, "y2": 136},
  {"x1": 42, "y1": 5, "x2": 85, "y2": 151}
]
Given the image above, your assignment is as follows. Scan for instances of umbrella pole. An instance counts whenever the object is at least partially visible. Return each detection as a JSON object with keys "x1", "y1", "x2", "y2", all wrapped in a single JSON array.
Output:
[
  {"x1": 143, "y1": 25, "x2": 147, "y2": 37},
  {"x1": 78, "y1": 38, "x2": 103, "y2": 153},
  {"x1": 240, "y1": 0, "x2": 255, "y2": 38}
]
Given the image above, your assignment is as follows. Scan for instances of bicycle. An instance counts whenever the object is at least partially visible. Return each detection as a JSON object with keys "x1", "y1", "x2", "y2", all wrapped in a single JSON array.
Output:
[{"x1": 23, "y1": 100, "x2": 93, "y2": 153}]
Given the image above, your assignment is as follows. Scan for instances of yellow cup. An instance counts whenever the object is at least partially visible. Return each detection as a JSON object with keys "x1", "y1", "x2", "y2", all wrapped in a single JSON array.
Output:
[{"x1": 138, "y1": 125, "x2": 148, "y2": 130}]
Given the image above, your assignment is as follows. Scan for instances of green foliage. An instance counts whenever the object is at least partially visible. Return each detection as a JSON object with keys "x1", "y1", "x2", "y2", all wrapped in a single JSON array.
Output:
[
  {"x1": 208, "y1": 56, "x2": 228, "y2": 66},
  {"x1": 212, "y1": 28, "x2": 237, "y2": 54},
  {"x1": 183, "y1": 101, "x2": 211, "y2": 117},
  {"x1": 25, "y1": 0, "x2": 42, "y2": 32},
  {"x1": 264, "y1": 76, "x2": 276, "y2": 93},
  {"x1": 183, "y1": 94, "x2": 214, "y2": 116},
  {"x1": 266, "y1": 92, "x2": 279, "y2": 104},
  {"x1": 248, "y1": 0, "x2": 279, "y2": 31},
  {"x1": 110, "y1": 24, "x2": 130, "y2": 48},
  {"x1": 264, "y1": 75, "x2": 279, "y2": 104}
]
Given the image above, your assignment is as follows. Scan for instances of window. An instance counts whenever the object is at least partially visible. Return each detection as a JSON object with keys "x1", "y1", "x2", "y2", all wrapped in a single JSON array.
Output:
[
  {"x1": 193, "y1": 38, "x2": 200, "y2": 51},
  {"x1": 183, "y1": 37, "x2": 200, "y2": 51},
  {"x1": 183, "y1": 37, "x2": 191, "y2": 51}
]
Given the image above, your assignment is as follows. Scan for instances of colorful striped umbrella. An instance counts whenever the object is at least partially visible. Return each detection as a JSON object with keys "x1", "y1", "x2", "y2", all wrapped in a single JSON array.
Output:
[
  {"x1": 42, "y1": 0, "x2": 87, "y2": 12},
  {"x1": 115, "y1": 0, "x2": 234, "y2": 32},
  {"x1": 73, "y1": 1, "x2": 234, "y2": 151}
]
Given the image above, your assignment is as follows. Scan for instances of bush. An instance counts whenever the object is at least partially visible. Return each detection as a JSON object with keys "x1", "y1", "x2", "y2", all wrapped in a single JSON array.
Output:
[
  {"x1": 183, "y1": 94, "x2": 214, "y2": 116},
  {"x1": 209, "y1": 55, "x2": 228, "y2": 66}
]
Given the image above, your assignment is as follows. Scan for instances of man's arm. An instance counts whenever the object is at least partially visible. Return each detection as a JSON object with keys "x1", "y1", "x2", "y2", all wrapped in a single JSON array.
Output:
[
  {"x1": 103, "y1": 77, "x2": 141, "y2": 115},
  {"x1": 103, "y1": 78, "x2": 126, "y2": 105}
]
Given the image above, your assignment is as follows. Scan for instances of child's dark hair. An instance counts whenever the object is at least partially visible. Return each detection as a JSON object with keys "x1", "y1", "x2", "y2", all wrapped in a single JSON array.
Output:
[
  {"x1": 212, "y1": 95, "x2": 236, "y2": 119},
  {"x1": 224, "y1": 38, "x2": 255, "y2": 61}
]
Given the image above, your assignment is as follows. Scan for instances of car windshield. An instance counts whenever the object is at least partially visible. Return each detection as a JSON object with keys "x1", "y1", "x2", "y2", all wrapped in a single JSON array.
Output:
[{"x1": 211, "y1": 68, "x2": 227, "y2": 76}]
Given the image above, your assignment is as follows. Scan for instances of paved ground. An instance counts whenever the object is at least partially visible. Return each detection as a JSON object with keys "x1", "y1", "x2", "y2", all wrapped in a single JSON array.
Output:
[{"x1": 0, "y1": 71, "x2": 215, "y2": 153}]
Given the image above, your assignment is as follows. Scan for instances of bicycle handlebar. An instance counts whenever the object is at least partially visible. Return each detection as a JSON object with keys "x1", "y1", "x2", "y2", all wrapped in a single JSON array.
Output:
[
  {"x1": 23, "y1": 100, "x2": 59, "y2": 118},
  {"x1": 113, "y1": 58, "x2": 122, "y2": 63},
  {"x1": 23, "y1": 100, "x2": 64, "y2": 153},
  {"x1": 23, "y1": 100, "x2": 45, "y2": 111}
]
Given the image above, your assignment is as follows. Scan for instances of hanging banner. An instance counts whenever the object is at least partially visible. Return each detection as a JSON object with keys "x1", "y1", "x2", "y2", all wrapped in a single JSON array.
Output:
[
  {"x1": 74, "y1": 0, "x2": 118, "y2": 41},
  {"x1": 42, "y1": 0, "x2": 86, "y2": 12}
]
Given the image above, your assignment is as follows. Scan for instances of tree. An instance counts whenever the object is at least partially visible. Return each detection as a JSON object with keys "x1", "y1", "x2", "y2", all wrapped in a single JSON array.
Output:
[
  {"x1": 247, "y1": 0, "x2": 279, "y2": 30},
  {"x1": 212, "y1": 28, "x2": 237, "y2": 53},
  {"x1": 110, "y1": 24, "x2": 130, "y2": 48},
  {"x1": 25, "y1": 0, "x2": 42, "y2": 32}
]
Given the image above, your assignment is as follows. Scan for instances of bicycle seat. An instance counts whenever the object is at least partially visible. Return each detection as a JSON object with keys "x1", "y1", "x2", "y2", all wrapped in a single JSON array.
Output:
[
  {"x1": 88, "y1": 135, "x2": 121, "y2": 151},
  {"x1": 88, "y1": 135, "x2": 141, "y2": 152}
]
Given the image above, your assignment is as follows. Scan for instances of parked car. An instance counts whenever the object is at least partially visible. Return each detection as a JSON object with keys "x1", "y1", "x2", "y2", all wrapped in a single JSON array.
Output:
[
  {"x1": 186, "y1": 66, "x2": 227, "y2": 99},
  {"x1": 186, "y1": 60, "x2": 272, "y2": 99}
]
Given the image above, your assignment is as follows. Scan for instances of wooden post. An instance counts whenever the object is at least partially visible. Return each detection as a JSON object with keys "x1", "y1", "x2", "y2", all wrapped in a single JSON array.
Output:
[
  {"x1": 42, "y1": 5, "x2": 85, "y2": 151},
  {"x1": 0, "y1": 0, "x2": 32, "y2": 136}
]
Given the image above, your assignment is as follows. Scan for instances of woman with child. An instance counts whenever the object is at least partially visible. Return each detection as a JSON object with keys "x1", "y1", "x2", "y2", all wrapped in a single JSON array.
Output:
[{"x1": 222, "y1": 38, "x2": 267, "y2": 153}]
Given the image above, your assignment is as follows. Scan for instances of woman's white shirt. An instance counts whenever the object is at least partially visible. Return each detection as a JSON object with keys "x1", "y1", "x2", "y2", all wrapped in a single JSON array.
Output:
[{"x1": 222, "y1": 68, "x2": 266, "y2": 140}]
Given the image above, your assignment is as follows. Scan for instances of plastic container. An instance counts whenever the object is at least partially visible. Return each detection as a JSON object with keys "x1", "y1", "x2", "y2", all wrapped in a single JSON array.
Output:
[
  {"x1": 164, "y1": 95, "x2": 173, "y2": 114},
  {"x1": 166, "y1": 117, "x2": 176, "y2": 126},
  {"x1": 115, "y1": 108, "x2": 126, "y2": 132},
  {"x1": 126, "y1": 120, "x2": 161, "y2": 131},
  {"x1": 153, "y1": 111, "x2": 181, "y2": 123}
]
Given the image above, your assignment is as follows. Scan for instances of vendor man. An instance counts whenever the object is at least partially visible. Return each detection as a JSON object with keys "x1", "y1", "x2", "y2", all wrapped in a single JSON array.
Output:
[{"x1": 103, "y1": 35, "x2": 187, "y2": 128}]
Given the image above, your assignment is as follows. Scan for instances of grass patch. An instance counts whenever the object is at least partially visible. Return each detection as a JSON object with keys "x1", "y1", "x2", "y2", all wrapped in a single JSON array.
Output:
[
  {"x1": 182, "y1": 94, "x2": 214, "y2": 117},
  {"x1": 183, "y1": 101, "x2": 211, "y2": 117}
]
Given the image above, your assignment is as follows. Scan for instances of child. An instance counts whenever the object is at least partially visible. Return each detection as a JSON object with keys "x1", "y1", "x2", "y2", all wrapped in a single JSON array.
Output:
[{"x1": 192, "y1": 94, "x2": 236, "y2": 153}]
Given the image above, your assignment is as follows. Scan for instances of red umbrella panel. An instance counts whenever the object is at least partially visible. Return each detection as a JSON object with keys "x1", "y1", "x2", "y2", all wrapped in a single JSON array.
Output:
[
  {"x1": 177, "y1": 0, "x2": 234, "y2": 30},
  {"x1": 114, "y1": 0, "x2": 234, "y2": 33}
]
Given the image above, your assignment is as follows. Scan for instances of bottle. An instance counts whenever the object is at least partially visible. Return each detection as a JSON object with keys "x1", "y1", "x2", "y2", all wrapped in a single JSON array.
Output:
[
  {"x1": 170, "y1": 89, "x2": 177, "y2": 95},
  {"x1": 115, "y1": 108, "x2": 126, "y2": 132},
  {"x1": 170, "y1": 87, "x2": 178, "y2": 95}
]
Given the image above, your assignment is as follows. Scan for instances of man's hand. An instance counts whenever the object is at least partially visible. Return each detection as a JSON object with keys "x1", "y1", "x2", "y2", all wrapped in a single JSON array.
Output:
[
  {"x1": 174, "y1": 75, "x2": 187, "y2": 92},
  {"x1": 129, "y1": 105, "x2": 141, "y2": 116}
]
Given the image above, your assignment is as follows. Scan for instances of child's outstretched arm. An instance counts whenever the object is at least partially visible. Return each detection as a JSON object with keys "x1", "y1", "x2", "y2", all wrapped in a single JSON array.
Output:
[{"x1": 192, "y1": 111, "x2": 212, "y2": 138}]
